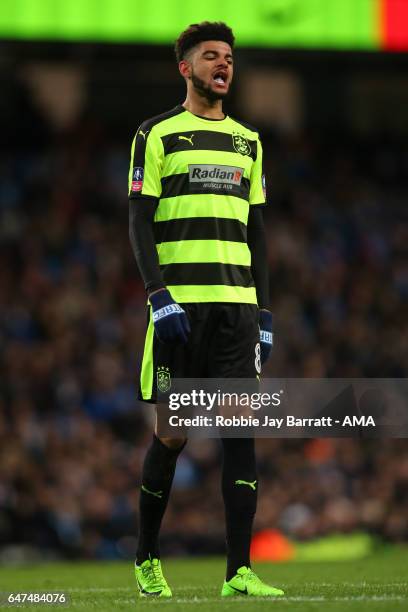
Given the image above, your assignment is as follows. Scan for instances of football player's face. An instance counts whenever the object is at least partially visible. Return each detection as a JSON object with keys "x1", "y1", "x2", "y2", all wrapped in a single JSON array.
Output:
[{"x1": 188, "y1": 40, "x2": 233, "y2": 101}]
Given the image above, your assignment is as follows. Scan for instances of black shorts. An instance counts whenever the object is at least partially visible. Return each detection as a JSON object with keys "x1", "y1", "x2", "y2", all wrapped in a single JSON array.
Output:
[{"x1": 138, "y1": 302, "x2": 260, "y2": 403}]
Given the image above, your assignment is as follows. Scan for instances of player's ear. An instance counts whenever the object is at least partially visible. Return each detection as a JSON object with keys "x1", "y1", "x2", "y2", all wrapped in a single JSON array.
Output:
[{"x1": 179, "y1": 60, "x2": 191, "y2": 80}]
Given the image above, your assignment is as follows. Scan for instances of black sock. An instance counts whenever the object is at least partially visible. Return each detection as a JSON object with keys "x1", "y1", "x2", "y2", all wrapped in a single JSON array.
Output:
[
  {"x1": 221, "y1": 437, "x2": 257, "y2": 581},
  {"x1": 136, "y1": 434, "x2": 186, "y2": 565}
]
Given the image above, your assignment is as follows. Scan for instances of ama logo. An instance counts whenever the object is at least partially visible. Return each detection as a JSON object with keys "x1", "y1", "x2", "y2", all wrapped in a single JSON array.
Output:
[{"x1": 131, "y1": 167, "x2": 144, "y2": 192}]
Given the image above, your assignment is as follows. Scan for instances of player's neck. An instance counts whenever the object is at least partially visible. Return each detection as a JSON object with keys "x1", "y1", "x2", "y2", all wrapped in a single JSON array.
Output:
[{"x1": 182, "y1": 95, "x2": 225, "y2": 120}]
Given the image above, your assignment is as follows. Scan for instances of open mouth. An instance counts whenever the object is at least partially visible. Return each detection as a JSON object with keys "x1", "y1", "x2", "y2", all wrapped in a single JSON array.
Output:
[{"x1": 213, "y1": 71, "x2": 228, "y2": 86}]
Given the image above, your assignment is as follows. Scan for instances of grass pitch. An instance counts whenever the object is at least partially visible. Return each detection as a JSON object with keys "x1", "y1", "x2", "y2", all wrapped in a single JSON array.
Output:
[{"x1": 0, "y1": 548, "x2": 407, "y2": 611}]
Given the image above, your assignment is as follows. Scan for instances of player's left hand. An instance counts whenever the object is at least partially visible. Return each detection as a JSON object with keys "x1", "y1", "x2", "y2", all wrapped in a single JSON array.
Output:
[
  {"x1": 149, "y1": 288, "x2": 191, "y2": 344},
  {"x1": 259, "y1": 309, "x2": 273, "y2": 364}
]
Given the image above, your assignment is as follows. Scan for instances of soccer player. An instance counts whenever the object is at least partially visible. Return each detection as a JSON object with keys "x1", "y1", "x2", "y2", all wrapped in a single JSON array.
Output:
[{"x1": 129, "y1": 21, "x2": 283, "y2": 598}]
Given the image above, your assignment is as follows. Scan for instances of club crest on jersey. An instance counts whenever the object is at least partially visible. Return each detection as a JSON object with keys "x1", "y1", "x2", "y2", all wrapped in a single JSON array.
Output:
[
  {"x1": 232, "y1": 133, "x2": 251, "y2": 156},
  {"x1": 131, "y1": 166, "x2": 144, "y2": 192},
  {"x1": 157, "y1": 366, "x2": 171, "y2": 393}
]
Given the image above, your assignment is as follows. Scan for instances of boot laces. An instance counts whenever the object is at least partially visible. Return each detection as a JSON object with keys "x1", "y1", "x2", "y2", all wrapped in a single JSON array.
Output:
[{"x1": 142, "y1": 560, "x2": 163, "y2": 585}]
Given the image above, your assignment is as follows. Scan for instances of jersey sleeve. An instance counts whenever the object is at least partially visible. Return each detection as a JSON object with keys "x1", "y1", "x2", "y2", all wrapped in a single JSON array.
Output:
[
  {"x1": 249, "y1": 136, "x2": 267, "y2": 206},
  {"x1": 128, "y1": 124, "x2": 164, "y2": 200}
]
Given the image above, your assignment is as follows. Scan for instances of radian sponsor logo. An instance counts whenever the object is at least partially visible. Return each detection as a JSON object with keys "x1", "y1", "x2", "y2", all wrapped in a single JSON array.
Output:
[{"x1": 189, "y1": 164, "x2": 244, "y2": 186}]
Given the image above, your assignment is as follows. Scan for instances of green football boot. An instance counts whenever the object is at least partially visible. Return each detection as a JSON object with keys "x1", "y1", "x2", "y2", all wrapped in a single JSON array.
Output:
[
  {"x1": 134, "y1": 558, "x2": 172, "y2": 598},
  {"x1": 221, "y1": 565, "x2": 284, "y2": 598}
]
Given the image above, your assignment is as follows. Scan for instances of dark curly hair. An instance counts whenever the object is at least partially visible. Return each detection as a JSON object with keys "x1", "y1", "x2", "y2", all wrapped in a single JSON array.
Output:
[{"x1": 175, "y1": 21, "x2": 235, "y2": 63}]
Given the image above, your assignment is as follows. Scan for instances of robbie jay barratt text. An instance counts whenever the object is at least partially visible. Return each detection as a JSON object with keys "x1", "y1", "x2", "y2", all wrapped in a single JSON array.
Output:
[{"x1": 167, "y1": 415, "x2": 376, "y2": 428}]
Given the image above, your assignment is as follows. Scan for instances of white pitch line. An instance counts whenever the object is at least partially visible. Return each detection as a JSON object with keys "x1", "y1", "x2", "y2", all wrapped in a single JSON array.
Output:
[
  {"x1": 66, "y1": 587, "x2": 135, "y2": 592},
  {"x1": 63, "y1": 590, "x2": 407, "y2": 603}
]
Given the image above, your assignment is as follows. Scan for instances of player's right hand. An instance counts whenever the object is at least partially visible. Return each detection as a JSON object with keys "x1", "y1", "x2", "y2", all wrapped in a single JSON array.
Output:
[{"x1": 149, "y1": 288, "x2": 191, "y2": 344}]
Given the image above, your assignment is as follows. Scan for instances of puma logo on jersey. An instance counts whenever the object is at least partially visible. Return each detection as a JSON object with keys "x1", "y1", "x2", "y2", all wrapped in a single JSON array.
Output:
[
  {"x1": 235, "y1": 479, "x2": 257, "y2": 491},
  {"x1": 139, "y1": 129, "x2": 149, "y2": 140},
  {"x1": 141, "y1": 484, "x2": 163, "y2": 499},
  {"x1": 179, "y1": 134, "x2": 194, "y2": 146}
]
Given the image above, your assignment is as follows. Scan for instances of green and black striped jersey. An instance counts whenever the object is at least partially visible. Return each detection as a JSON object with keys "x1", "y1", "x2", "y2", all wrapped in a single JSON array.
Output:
[{"x1": 128, "y1": 104, "x2": 266, "y2": 304}]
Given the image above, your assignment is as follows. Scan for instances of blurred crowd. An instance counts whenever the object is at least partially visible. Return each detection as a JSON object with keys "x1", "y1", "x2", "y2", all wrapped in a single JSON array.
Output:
[{"x1": 0, "y1": 92, "x2": 407, "y2": 559}]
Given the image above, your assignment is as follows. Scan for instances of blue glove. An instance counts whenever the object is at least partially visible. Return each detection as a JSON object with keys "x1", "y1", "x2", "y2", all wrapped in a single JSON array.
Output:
[
  {"x1": 259, "y1": 309, "x2": 273, "y2": 365},
  {"x1": 149, "y1": 289, "x2": 190, "y2": 344}
]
